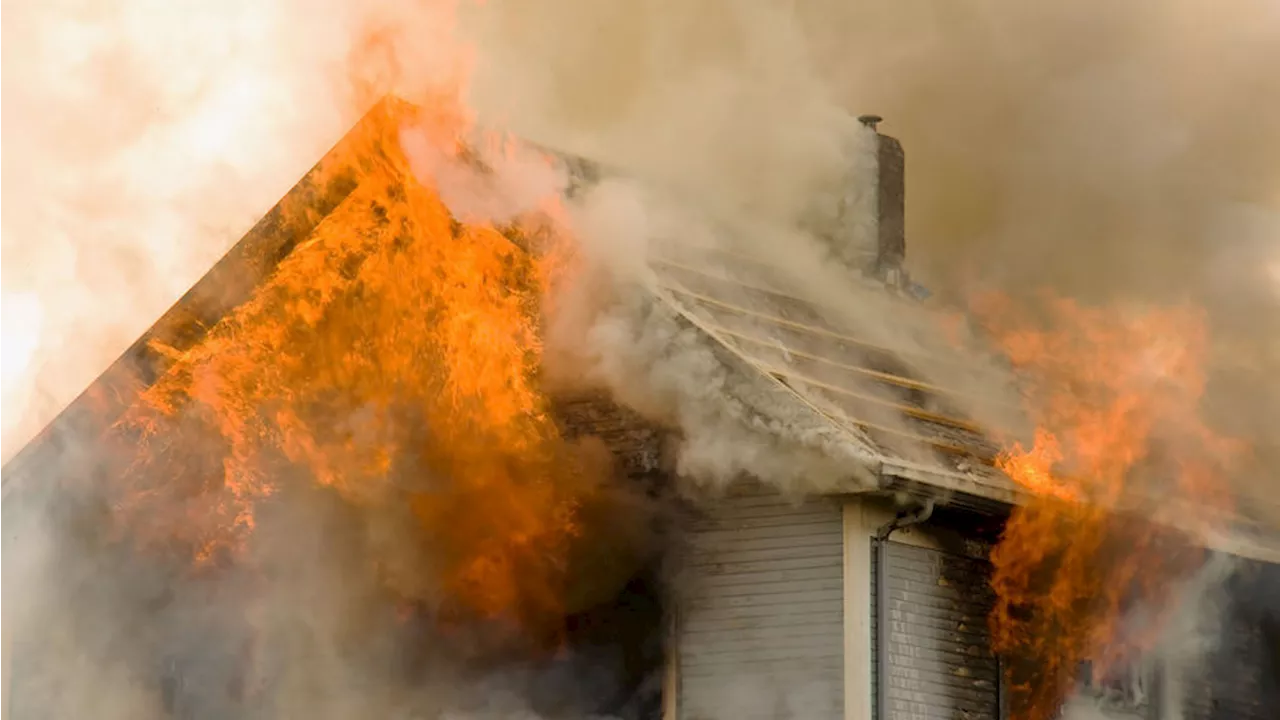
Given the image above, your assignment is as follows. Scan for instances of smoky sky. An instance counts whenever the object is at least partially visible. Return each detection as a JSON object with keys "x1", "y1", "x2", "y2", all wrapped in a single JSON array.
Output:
[
  {"x1": 466, "y1": 0, "x2": 1280, "y2": 309},
  {"x1": 825, "y1": 0, "x2": 1280, "y2": 523},
  {"x1": 800, "y1": 2, "x2": 1280, "y2": 304}
]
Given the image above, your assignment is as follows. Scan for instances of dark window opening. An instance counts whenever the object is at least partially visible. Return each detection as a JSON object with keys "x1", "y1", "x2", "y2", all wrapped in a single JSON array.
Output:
[{"x1": 1075, "y1": 657, "x2": 1153, "y2": 714}]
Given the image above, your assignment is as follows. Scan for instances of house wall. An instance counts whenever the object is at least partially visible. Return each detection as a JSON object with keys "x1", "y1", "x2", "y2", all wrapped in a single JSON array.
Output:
[
  {"x1": 1175, "y1": 562, "x2": 1278, "y2": 720},
  {"x1": 844, "y1": 501, "x2": 874, "y2": 720},
  {"x1": 668, "y1": 492, "x2": 1000, "y2": 720},
  {"x1": 844, "y1": 499, "x2": 1000, "y2": 720},
  {"x1": 869, "y1": 540, "x2": 1000, "y2": 720},
  {"x1": 672, "y1": 483, "x2": 845, "y2": 720}
]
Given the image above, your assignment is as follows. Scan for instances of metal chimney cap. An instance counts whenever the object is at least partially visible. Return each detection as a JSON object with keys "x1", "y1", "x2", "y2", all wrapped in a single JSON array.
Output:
[{"x1": 857, "y1": 114, "x2": 884, "y2": 131}]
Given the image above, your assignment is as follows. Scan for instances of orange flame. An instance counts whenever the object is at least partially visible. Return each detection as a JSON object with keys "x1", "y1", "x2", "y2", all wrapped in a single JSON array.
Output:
[
  {"x1": 974, "y1": 292, "x2": 1244, "y2": 719},
  {"x1": 102, "y1": 92, "x2": 596, "y2": 637}
]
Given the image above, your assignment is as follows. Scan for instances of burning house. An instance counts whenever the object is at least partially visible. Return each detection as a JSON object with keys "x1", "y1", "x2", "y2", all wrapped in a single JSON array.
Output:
[
  {"x1": 3, "y1": 95, "x2": 1279, "y2": 720},
  {"x1": 3, "y1": 96, "x2": 677, "y2": 720},
  {"x1": 625, "y1": 119, "x2": 1280, "y2": 720}
]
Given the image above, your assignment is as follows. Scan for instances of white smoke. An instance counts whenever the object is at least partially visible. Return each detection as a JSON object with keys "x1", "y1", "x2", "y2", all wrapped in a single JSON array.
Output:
[
  {"x1": 400, "y1": 124, "x2": 571, "y2": 227},
  {"x1": 454, "y1": 0, "x2": 1031, "y2": 497},
  {"x1": 452, "y1": 0, "x2": 1280, "y2": 515}
]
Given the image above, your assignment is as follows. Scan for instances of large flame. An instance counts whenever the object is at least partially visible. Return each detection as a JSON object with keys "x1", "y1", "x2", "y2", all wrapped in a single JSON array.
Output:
[
  {"x1": 98, "y1": 93, "x2": 596, "y2": 638},
  {"x1": 0, "y1": 0, "x2": 469, "y2": 462},
  {"x1": 0, "y1": 0, "x2": 609, "y2": 641},
  {"x1": 975, "y1": 293, "x2": 1245, "y2": 719}
]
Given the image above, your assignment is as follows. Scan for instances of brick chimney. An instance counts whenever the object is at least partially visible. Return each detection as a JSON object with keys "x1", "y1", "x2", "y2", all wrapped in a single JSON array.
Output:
[
  {"x1": 805, "y1": 114, "x2": 907, "y2": 288},
  {"x1": 863, "y1": 115, "x2": 906, "y2": 283},
  {"x1": 548, "y1": 121, "x2": 912, "y2": 292}
]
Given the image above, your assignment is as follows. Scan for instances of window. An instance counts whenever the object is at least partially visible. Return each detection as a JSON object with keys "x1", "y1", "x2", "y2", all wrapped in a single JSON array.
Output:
[{"x1": 1075, "y1": 657, "x2": 1162, "y2": 719}]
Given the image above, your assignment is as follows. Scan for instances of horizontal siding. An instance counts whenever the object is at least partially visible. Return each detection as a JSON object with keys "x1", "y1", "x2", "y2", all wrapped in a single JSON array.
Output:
[
  {"x1": 873, "y1": 540, "x2": 999, "y2": 720},
  {"x1": 678, "y1": 485, "x2": 843, "y2": 720},
  {"x1": 1181, "y1": 611, "x2": 1272, "y2": 720}
]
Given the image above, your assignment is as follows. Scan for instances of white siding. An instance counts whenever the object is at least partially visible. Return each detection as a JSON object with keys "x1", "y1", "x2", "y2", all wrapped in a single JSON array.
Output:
[
  {"x1": 871, "y1": 540, "x2": 999, "y2": 720},
  {"x1": 677, "y1": 484, "x2": 844, "y2": 720}
]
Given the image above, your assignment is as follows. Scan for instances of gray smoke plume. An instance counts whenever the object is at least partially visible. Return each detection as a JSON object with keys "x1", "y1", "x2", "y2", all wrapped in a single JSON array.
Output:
[
  {"x1": 6, "y1": 1, "x2": 1280, "y2": 718},
  {"x1": 459, "y1": 0, "x2": 1280, "y2": 519}
]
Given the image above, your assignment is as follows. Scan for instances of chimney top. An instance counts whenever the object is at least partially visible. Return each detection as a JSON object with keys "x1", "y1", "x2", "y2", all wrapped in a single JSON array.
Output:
[{"x1": 857, "y1": 114, "x2": 884, "y2": 131}]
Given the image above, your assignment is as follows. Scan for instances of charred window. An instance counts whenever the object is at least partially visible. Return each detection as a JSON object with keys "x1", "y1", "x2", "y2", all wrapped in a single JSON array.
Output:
[{"x1": 1075, "y1": 657, "x2": 1155, "y2": 715}]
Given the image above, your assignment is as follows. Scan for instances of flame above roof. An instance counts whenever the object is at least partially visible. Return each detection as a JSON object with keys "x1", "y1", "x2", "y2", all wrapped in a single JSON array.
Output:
[{"x1": 4, "y1": 96, "x2": 1278, "y2": 566}]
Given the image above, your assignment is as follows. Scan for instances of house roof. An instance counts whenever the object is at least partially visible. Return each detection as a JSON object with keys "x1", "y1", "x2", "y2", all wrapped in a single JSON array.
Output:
[
  {"x1": 562, "y1": 144, "x2": 1280, "y2": 565},
  {"x1": 4, "y1": 95, "x2": 1279, "y2": 565},
  {"x1": 0, "y1": 97, "x2": 402, "y2": 503},
  {"x1": 644, "y1": 240, "x2": 1020, "y2": 502},
  {"x1": 637, "y1": 238, "x2": 1280, "y2": 563}
]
